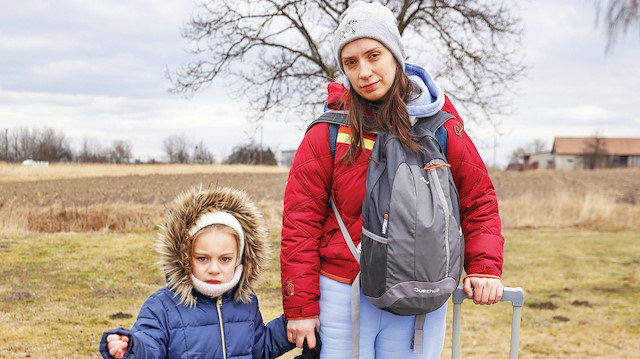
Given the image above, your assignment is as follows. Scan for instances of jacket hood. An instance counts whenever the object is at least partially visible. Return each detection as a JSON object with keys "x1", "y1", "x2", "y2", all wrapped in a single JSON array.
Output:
[
  {"x1": 154, "y1": 186, "x2": 269, "y2": 307},
  {"x1": 404, "y1": 62, "x2": 445, "y2": 118}
]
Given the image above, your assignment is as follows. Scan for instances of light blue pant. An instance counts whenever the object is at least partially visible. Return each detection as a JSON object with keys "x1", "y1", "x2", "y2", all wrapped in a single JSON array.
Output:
[{"x1": 318, "y1": 275, "x2": 447, "y2": 359}]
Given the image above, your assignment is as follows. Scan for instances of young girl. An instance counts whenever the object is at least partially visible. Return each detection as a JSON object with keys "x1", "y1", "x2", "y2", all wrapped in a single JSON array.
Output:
[
  {"x1": 281, "y1": 1, "x2": 504, "y2": 358},
  {"x1": 100, "y1": 186, "x2": 296, "y2": 359}
]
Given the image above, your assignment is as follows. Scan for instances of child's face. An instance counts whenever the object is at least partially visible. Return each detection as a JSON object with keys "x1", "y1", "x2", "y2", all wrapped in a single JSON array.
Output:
[{"x1": 191, "y1": 229, "x2": 238, "y2": 285}]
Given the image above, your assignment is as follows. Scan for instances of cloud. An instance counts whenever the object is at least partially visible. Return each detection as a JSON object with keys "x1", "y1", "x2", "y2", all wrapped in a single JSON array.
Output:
[
  {"x1": 0, "y1": 1, "x2": 193, "y2": 98},
  {"x1": 0, "y1": 0, "x2": 638, "y2": 167}
]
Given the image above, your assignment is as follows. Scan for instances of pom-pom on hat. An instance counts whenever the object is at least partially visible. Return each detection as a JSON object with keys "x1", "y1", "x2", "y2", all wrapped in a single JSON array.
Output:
[
  {"x1": 188, "y1": 210, "x2": 245, "y2": 266},
  {"x1": 333, "y1": 1, "x2": 405, "y2": 73}
]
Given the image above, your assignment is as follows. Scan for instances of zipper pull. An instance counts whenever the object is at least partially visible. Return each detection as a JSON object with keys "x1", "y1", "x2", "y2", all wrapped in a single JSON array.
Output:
[
  {"x1": 424, "y1": 163, "x2": 451, "y2": 170},
  {"x1": 217, "y1": 296, "x2": 222, "y2": 307},
  {"x1": 382, "y1": 213, "x2": 388, "y2": 235}
]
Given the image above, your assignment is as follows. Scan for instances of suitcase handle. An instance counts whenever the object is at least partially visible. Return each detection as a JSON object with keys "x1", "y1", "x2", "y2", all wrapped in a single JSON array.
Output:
[
  {"x1": 451, "y1": 285, "x2": 524, "y2": 359},
  {"x1": 452, "y1": 285, "x2": 524, "y2": 306}
]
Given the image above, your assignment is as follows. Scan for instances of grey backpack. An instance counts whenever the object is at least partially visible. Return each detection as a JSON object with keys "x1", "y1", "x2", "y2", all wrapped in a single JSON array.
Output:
[
  {"x1": 308, "y1": 110, "x2": 464, "y2": 356},
  {"x1": 360, "y1": 110, "x2": 463, "y2": 315}
]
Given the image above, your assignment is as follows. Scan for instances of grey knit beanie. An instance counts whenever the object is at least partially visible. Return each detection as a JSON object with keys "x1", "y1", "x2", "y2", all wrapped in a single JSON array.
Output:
[{"x1": 333, "y1": 1, "x2": 405, "y2": 73}]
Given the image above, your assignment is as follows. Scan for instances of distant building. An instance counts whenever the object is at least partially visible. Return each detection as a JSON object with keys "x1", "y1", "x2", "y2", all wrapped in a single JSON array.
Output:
[
  {"x1": 528, "y1": 152, "x2": 554, "y2": 169},
  {"x1": 506, "y1": 137, "x2": 640, "y2": 171},
  {"x1": 551, "y1": 137, "x2": 640, "y2": 170}
]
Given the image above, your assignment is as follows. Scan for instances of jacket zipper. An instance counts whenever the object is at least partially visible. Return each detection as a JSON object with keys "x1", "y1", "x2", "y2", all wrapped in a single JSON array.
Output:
[{"x1": 216, "y1": 296, "x2": 227, "y2": 359}]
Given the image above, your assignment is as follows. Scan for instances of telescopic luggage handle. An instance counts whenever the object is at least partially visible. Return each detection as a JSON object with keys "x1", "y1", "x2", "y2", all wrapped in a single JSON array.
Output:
[{"x1": 451, "y1": 285, "x2": 524, "y2": 359}]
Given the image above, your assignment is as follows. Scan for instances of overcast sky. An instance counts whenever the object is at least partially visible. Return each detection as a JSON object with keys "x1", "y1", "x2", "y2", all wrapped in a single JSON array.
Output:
[{"x1": 1, "y1": 0, "x2": 639, "y2": 168}]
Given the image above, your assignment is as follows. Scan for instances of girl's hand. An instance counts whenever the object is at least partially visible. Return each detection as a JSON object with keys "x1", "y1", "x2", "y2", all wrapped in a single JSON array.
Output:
[
  {"x1": 106, "y1": 334, "x2": 129, "y2": 359},
  {"x1": 463, "y1": 276, "x2": 503, "y2": 305},
  {"x1": 287, "y1": 318, "x2": 321, "y2": 349}
]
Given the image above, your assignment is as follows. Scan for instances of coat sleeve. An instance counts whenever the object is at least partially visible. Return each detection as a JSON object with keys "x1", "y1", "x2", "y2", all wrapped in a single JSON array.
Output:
[
  {"x1": 99, "y1": 294, "x2": 170, "y2": 359},
  {"x1": 442, "y1": 96, "x2": 504, "y2": 278},
  {"x1": 251, "y1": 300, "x2": 296, "y2": 359},
  {"x1": 99, "y1": 328, "x2": 132, "y2": 359},
  {"x1": 127, "y1": 295, "x2": 171, "y2": 359},
  {"x1": 280, "y1": 122, "x2": 334, "y2": 319}
]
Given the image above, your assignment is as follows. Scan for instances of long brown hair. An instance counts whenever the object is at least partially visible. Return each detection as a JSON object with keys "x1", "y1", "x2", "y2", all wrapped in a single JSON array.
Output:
[{"x1": 343, "y1": 63, "x2": 421, "y2": 162}]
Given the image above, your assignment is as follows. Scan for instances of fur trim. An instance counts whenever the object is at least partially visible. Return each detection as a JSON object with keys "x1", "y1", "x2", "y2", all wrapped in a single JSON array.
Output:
[{"x1": 154, "y1": 186, "x2": 269, "y2": 307}]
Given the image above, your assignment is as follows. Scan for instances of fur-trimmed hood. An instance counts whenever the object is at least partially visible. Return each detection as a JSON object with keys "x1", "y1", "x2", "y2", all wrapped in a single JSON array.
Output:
[{"x1": 154, "y1": 186, "x2": 269, "y2": 307}]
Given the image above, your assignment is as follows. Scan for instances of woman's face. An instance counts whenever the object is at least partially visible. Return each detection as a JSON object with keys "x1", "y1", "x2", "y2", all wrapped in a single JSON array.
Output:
[
  {"x1": 341, "y1": 38, "x2": 397, "y2": 101},
  {"x1": 191, "y1": 229, "x2": 238, "y2": 285}
]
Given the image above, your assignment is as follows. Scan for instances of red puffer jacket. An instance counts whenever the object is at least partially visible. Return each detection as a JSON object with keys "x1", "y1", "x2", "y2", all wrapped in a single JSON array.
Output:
[{"x1": 280, "y1": 83, "x2": 504, "y2": 319}]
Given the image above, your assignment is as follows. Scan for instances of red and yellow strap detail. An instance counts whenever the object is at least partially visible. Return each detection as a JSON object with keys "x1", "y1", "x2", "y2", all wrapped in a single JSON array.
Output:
[{"x1": 336, "y1": 126, "x2": 376, "y2": 151}]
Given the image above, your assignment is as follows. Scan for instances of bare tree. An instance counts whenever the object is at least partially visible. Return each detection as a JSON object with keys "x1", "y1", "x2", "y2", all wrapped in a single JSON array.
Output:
[
  {"x1": 193, "y1": 140, "x2": 216, "y2": 164},
  {"x1": 1, "y1": 129, "x2": 8, "y2": 161},
  {"x1": 4, "y1": 127, "x2": 72, "y2": 162},
  {"x1": 36, "y1": 127, "x2": 73, "y2": 162},
  {"x1": 162, "y1": 134, "x2": 191, "y2": 163},
  {"x1": 110, "y1": 139, "x2": 133, "y2": 164},
  {"x1": 78, "y1": 138, "x2": 107, "y2": 163},
  {"x1": 3, "y1": 129, "x2": 130, "y2": 164},
  {"x1": 225, "y1": 143, "x2": 278, "y2": 165},
  {"x1": 594, "y1": 0, "x2": 640, "y2": 52},
  {"x1": 169, "y1": 0, "x2": 526, "y2": 126},
  {"x1": 2, "y1": 128, "x2": 44, "y2": 162},
  {"x1": 12, "y1": 128, "x2": 37, "y2": 161},
  {"x1": 528, "y1": 138, "x2": 548, "y2": 153},
  {"x1": 508, "y1": 147, "x2": 527, "y2": 166},
  {"x1": 584, "y1": 130, "x2": 611, "y2": 169}
]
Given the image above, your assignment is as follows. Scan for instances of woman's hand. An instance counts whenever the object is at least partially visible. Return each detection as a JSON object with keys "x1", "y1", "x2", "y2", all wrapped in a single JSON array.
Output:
[
  {"x1": 106, "y1": 334, "x2": 129, "y2": 359},
  {"x1": 463, "y1": 276, "x2": 503, "y2": 305},
  {"x1": 287, "y1": 318, "x2": 321, "y2": 349}
]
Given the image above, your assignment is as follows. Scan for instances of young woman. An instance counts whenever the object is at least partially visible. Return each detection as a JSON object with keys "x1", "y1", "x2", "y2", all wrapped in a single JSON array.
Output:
[{"x1": 281, "y1": 1, "x2": 504, "y2": 358}]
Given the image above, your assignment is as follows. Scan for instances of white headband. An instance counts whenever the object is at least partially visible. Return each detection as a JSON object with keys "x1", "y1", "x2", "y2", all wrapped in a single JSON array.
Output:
[{"x1": 188, "y1": 211, "x2": 245, "y2": 266}]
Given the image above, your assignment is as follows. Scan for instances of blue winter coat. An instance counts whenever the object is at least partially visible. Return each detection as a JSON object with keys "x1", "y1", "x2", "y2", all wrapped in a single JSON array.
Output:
[{"x1": 99, "y1": 287, "x2": 294, "y2": 359}]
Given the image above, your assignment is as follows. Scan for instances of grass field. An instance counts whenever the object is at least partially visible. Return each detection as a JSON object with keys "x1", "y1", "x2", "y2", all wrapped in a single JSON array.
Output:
[
  {"x1": 1, "y1": 229, "x2": 638, "y2": 358},
  {"x1": 1, "y1": 163, "x2": 639, "y2": 358}
]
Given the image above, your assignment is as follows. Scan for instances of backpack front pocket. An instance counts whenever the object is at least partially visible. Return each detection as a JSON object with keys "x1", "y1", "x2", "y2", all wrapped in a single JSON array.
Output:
[{"x1": 359, "y1": 228, "x2": 388, "y2": 299}]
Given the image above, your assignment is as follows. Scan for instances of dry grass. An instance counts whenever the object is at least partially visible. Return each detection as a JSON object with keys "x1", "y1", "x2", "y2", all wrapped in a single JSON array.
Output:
[
  {"x1": 0, "y1": 231, "x2": 161, "y2": 358},
  {"x1": 1, "y1": 229, "x2": 638, "y2": 358},
  {"x1": 449, "y1": 229, "x2": 640, "y2": 358},
  {"x1": 0, "y1": 162, "x2": 288, "y2": 183},
  {"x1": 0, "y1": 163, "x2": 289, "y2": 234},
  {"x1": 492, "y1": 168, "x2": 640, "y2": 230},
  {"x1": 2, "y1": 164, "x2": 638, "y2": 234}
]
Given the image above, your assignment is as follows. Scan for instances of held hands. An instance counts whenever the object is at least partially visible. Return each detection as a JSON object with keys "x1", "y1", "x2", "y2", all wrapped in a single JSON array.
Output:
[
  {"x1": 287, "y1": 318, "x2": 321, "y2": 349},
  {"x1": 463, "y1": 276, "x2": 503, "y2": 305},
  {"x1": 106, "y1": 334, "x2": 129, "y2": 359}
]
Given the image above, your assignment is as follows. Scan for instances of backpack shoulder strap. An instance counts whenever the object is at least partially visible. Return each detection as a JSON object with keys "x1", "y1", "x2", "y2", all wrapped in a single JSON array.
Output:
[
  {"x1": 417, "y1": 110, "x2": 454, "y2": 134},
  {"x1": 414, "y1": 110, "x2": 455, "y2": 158},
  {"x1": 306, "y1": 110, "x2": 349, "y2": 159},
  {"x1": 435, "y1": 126, "x2": 448, "y2": 159},
  {"x1": 328, "y1": 123, "x2": 340, "y2": 159},
  {"x1": 305, "y1": 110, "x2": 349, "y2": 133}
]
